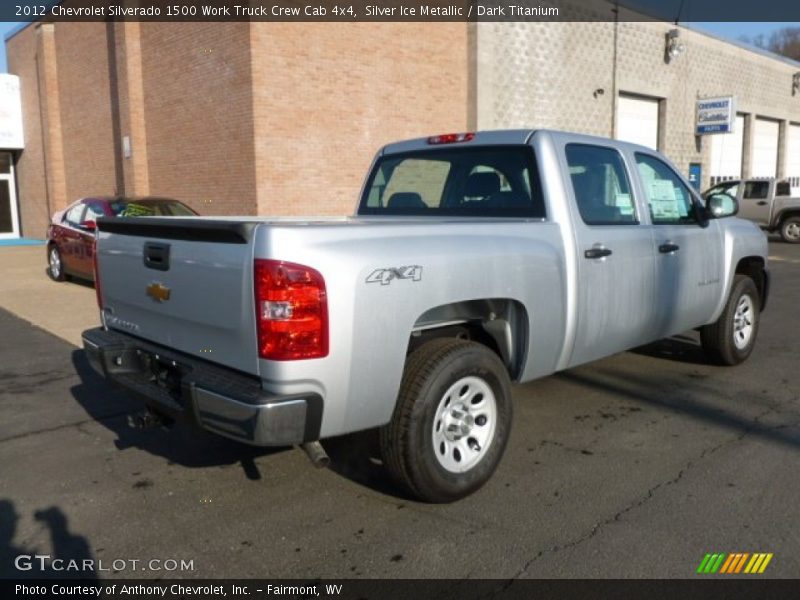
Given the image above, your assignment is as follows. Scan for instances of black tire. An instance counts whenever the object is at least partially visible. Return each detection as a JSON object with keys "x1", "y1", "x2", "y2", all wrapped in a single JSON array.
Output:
[
  {"x1": 47, "y1": 245, "x2": 65, "y2": 282},
  {"x1": 700, "y1": 275, "x2": 760, "y2": 365},
  {"x1": 779, "y1": 215, "x2": 800, "y2": 244},
  {"x1": 379, "y1": 338, "x2": 513, "y2": 503}
]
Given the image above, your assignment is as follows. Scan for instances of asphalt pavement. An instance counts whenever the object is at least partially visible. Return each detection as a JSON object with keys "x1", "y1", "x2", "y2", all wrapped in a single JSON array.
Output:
[{"x1": 1, "y1": 239, "x2": 799, "y2": 579}]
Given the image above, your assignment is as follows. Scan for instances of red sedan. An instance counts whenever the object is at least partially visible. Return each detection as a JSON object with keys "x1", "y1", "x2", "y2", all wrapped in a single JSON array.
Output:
[{"x1": 46, "y1": 196, "x2": 198, "y2": 282}]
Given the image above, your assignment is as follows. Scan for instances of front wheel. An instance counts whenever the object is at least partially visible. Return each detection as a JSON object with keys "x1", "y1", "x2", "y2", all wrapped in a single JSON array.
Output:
[
  {"x1": 700, "y1": 275, "x2": 760, "y2": 365},
  {"x1": 779, "y1": 216, "x2": 800, "y2": 244},
  {"x1": 380, "y1": 338, "x2": 513, "y2": 503}
]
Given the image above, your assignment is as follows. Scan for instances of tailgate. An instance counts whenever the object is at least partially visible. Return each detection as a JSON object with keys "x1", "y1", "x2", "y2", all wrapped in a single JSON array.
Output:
[{"x1": 95, "y1": 217, "x2": 260, "y2": 375}]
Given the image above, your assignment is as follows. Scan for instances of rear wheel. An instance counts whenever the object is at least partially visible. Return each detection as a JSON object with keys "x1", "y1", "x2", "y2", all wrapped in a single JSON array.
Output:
[
  {"x1": 380, "y1": 338, "x2": 513, "y2": 503},
  {"x1": 779, "y1": 216, "x2": 800, "y2": 243},
  {"x1": 47, "y1": 245, "x2": 65, "y2": 281},
  {"x1": 700, "y1": 275, "x2": 760, "y2": 365}
]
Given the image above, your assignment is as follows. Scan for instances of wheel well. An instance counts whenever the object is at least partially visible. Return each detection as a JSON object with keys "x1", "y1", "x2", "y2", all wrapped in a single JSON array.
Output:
[
  {"x1": 408, "y1": 299, "x2": 528, "y2": 380},
  {"x1": 735, "y1": 256, "x2": 767, "y2": 310}
]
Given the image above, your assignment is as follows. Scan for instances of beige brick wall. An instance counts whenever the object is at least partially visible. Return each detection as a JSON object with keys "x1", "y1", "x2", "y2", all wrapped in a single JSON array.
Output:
[
  {"x1": 249, "y1": 23, "x2": 469, "y2": 216},
  {"x1": 139, "y1": 22, "x2": 256, "y2": 216},
  {"x1": 477, "y1": 21, "x2": 800, "y2": 189}
]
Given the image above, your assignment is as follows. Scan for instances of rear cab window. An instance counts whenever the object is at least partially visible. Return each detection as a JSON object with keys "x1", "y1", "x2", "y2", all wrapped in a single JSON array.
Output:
[
  {"x1": 565, "y1": 144, "x2": 638, "y2": 225},
  {"x1": 358, "y1": 145, "x2": 545, "y2": 218}
]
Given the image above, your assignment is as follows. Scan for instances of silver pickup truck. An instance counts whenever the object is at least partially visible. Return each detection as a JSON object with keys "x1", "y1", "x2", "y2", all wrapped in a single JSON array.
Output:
[
  {"x1": 703, "y1": 178, "x2": 800, "y2": 243},
  {"x1": 82, "y1": 130, "x2": 769, "y2": 502}
]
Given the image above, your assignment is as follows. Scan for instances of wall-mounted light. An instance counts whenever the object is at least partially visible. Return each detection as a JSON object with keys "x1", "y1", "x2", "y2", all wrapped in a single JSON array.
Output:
[
  {"x1": 665, "y1": 29, "x2": 685, "y2": 64},
  {"x1": 793, "y1": 72, "x2": 800, "y2": 96}
]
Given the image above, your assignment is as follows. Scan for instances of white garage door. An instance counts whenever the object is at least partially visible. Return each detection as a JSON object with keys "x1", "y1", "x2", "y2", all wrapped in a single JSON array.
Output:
[
  {"x1": 751, "y1": 118, "x2": 779, "y2": 178},
  {"x1": 709, "y1": 115, "x2": 744, "y2": 183},
  {"x1": 616, "y1": 95, "x2": 659, "y2": 150},
  {"x1": 786, "y1": 123, "x2": 800, "y2": 193}
]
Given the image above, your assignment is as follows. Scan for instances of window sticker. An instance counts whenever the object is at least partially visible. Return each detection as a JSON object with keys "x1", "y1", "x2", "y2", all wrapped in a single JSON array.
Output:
[
  {"x1": 615, "y1": 192, "x2": 635, "y2": 215},
  {"x1": 649, "y1": 180, "x2": 681, "y2": 220}
]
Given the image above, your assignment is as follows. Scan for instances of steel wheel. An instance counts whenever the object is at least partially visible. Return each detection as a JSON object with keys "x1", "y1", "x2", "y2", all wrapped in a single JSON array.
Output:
[
  {"x1": 701, "y1": 274, "x2": 760, "y2": 365},
  {"x1": 732, "y1": 294, "x2": 755, "y2": 350},
  {"x1": 432, "y1": 376, "x2": 498, "y2": 474},
  {"x1": 781, "y1": 217, "x2": 800, "y2": 243},
  {"x1": 380, "y1": 338, "x2": 513, "y2": 502}
]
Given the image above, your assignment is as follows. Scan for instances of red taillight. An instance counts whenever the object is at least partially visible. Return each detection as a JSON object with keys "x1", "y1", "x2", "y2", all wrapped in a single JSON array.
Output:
[
  {"x1": 427, "y1": 132, "x2": 475, "y2": 145},
  {"x1": 92, "y1": 241, "x2": 103, "y2": 310},
  {"x1": 254, "y1": 259, "x2": 328, "y2": 361}
]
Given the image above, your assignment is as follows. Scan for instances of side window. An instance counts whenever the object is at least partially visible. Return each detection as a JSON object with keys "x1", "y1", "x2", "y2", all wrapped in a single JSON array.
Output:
[
  {"x1": 635, "y1": 153, "x2": 697, "y2": 225},
  {"x1": 743, "y1": 181, "x2": 769, "y2": 200},
  {"x1": 566, "y1": 144, "x2": 637, "y2": 225},
  {"x1": 65, "y1": 204, "x2": 86, "y2": 226}
]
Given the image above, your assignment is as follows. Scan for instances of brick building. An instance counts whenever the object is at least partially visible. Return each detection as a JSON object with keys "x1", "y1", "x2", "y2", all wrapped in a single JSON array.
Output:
[{"x1": 3, "y1": 19, "x2": 800, "y2": 239}]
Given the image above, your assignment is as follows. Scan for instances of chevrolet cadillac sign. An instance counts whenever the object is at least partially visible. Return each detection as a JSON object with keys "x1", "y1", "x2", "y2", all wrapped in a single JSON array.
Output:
[{"x1": 696, "y1": 96, "x2": 736, "y2": 135}]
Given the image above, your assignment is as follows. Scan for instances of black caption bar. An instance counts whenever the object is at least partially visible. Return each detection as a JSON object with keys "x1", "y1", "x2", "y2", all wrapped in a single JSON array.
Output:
[
  {"x1": 4, "y1": 0, "x2": 800, "y2": 22},
  {"x1": 5, "y1": 579, "x2": 800, "y2": 600}
]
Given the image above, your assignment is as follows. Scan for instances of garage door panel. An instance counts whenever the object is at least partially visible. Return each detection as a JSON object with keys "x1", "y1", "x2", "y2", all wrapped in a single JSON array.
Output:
[
  {"x1": 709, "y1": 114, "x2": 744, "y2": 181},
  {"x1": 617, "y1": 95, "x2": 659, "y2": 150},
  {"x1": 752, "y1": 118, "x2": 779, "y2": 178}
]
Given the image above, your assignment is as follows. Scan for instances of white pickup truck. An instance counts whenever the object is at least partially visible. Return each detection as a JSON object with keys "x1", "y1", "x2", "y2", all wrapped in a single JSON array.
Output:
[{"x1": 82, "y1": 129, "x2": 769, "y2": 502}]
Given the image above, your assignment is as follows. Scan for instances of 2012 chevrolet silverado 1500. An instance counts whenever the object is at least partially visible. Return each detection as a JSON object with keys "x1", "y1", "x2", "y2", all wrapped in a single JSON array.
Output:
[{"x1": 82, "y1": 130, "x2": 769, "y2": 502}]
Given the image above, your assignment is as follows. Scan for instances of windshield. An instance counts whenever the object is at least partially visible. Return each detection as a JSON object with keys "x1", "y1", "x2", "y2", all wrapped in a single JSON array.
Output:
[
  {"x1": 109, "y1": 199, "x2": 197, "y2": 217},
  {"x1": 704, "y1": 181, "x2": 739, "y2": 199},
  {"x1": 358, "y1": 145, "x2": 545, "y2": 218}
]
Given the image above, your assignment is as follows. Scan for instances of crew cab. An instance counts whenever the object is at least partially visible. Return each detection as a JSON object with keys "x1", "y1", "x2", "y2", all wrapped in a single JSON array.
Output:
[
  {"x1": 82, "y1": 130, "x2": 769, "y2": 502},
  {"x1": 703, "y1": 178, "x2": 800, "y2": 243}
]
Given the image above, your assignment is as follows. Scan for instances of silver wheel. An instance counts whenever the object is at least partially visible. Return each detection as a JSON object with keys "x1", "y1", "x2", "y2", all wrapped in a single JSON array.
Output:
[
  {"x1": 783, "y1": 220, "x2": 800, "y2": 241},
  {"x1": 733, "y1": 294, "x2": 754, "y2": 350},
  {"x1": 432, "y1": 376, "x2": 497, "y2": 474},
  {"x1": 49, "y1": 247, "x2": 62, "y2": 279}
]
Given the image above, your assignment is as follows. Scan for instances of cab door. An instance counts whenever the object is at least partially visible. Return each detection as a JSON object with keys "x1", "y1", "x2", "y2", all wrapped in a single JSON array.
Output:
[
  {"x1": 739, "y1": 180, "x2": 771, "y2": 226},
  {"x1": 563, "y1": 143, "x2": 658, "y2": 368},
  {"x1": 633, "y1": 152, "x2": 723, "y2": 337}
]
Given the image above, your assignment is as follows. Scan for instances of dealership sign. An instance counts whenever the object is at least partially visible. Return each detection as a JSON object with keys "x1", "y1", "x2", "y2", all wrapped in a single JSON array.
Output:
[
  {"x1": 696, "y1": 96, "x2": 736, "y2": 135},
  {"x1": 0, "y1": 74, "x2": 23, "y2": 150}
]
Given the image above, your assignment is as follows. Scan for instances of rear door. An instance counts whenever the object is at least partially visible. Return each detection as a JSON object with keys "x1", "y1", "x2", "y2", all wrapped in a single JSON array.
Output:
[
  {"x1": 563, "y1": 142, "x2": 658, "y2": 367},
  {"x1": 633, "y1": 152, "x2": 723, "y2": 336},
  {"x1": 96, "y1": 218, "x2": 261, "y2": 375}
]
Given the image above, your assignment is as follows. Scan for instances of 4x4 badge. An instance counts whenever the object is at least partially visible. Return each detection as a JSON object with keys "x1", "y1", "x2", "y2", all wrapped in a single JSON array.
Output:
[{"x1": 366, "y1": 266, "x2": 423, "y2": 286}]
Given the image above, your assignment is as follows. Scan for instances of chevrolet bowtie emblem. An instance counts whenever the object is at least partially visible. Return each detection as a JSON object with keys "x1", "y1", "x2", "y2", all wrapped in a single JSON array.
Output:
[{"x1": 146, "y1": 282, "x2": 171, "y2": 302}]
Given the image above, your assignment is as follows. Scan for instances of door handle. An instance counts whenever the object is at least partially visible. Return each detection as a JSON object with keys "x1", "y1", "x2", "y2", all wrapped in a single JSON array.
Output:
[
  {"x1": 584, "y1": 247, "x2": 612, "y2": 259},
  {"x1": 756, "y1": 201, "x2": 768, "y2": 206},
  {"x1": 658, "y1": 242, "x2": 680, "y2": 254},
  {"x1": 143, "y1": 242, "x2": 171, "y2": 271}
]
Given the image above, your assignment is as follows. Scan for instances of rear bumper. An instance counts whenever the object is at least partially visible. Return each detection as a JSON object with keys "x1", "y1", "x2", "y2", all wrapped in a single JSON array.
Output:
[{"x1": 81, "y1": 327, "x2": 322, "y2": 446}]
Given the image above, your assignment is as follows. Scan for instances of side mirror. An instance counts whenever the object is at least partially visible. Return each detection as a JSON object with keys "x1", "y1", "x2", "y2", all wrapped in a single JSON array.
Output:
[
  {"x1": 80, "y1": 220, "x2": 97, "y2": 231},
  {"x1": 706, "y1": 193, "x2": 738, "y2": 219}
]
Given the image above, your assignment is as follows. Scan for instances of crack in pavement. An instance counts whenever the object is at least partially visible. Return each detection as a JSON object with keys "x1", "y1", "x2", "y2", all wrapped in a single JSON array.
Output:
[
  {"x1": 500, "y1": 407, "x2": 794, "y2": 585},
  {"x1": 0, "y1": 411, "x2": 131, "y2": 445}
]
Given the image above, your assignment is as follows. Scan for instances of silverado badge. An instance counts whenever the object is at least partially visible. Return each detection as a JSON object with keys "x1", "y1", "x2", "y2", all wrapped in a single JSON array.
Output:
[{"x1": 146, "y1": 282, "x2": 171, "y2": 302}]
